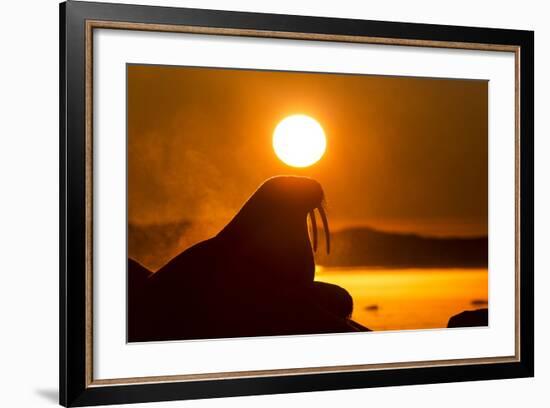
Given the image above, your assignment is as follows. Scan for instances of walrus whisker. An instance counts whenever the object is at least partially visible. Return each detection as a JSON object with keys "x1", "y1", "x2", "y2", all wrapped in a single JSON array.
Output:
[
  {"x1": 309, "y1": 209, "x2": 318, "y2": 252},
  {"x1": 317, "y1": 205, "x2": 330, "y2": 254}
]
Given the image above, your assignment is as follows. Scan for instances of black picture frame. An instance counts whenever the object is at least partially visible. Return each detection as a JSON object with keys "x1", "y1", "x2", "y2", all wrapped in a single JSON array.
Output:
[{"x1": 60, "y1": 1, "x2": 534, "y2": 406}]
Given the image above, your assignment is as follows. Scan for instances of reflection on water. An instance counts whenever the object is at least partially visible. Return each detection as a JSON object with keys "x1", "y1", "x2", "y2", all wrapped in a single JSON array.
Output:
[{"x1": 315, "y1": 267, "x2": 488, "y2": 331}]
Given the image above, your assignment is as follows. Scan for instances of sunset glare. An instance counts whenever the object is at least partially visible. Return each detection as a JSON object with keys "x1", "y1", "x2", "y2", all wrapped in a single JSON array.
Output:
[{"x1": 273, "y1": 114, "x2": 326, "y2": 167}]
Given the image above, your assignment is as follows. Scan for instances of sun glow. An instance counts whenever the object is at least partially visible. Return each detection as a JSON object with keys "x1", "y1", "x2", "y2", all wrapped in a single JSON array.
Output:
[{"x1": 273, "y1": 115, "x2": 327, "y2": 167}]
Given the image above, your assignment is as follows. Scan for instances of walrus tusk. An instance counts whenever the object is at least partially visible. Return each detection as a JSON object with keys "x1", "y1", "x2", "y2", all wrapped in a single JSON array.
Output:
[
  {"x1": 309, "y1": 210, "x2": 318, "y2": 252},
  {"x1": 317, "y1": 205, "x2": 330, "y2": 254}
]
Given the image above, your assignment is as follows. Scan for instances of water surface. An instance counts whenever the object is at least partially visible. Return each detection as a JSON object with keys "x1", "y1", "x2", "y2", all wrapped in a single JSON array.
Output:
[{"x1": 315, "y1": 267, "x2": 488, "y2": 331}]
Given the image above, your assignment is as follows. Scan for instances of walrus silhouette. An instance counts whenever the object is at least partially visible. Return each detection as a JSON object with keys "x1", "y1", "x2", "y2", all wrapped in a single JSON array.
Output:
[{"x1": 128, "y1": 176, "x2": 368, "y2": 342}]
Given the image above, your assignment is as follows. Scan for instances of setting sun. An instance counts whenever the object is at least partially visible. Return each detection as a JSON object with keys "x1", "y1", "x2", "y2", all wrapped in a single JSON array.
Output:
[{"x1": 273, "y1": 114, "x2": 326, "y2": 167}]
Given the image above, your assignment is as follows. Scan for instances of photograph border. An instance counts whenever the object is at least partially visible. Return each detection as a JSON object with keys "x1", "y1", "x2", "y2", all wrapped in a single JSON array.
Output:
[{"x1": 60, "y1": 1, "x2": 534, "y2": 406}]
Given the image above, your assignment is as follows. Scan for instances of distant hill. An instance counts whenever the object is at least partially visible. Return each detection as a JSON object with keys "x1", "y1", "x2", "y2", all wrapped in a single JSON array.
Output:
[
  {"x1": 129, "y1": 221, "x2": 488, "y2": 271},
  {"x1": 128, "y1": 220, "x2": 191, "y2": 271},
  {"x1": 315, "y1": 227, "x2": 487, "y2": 268}
]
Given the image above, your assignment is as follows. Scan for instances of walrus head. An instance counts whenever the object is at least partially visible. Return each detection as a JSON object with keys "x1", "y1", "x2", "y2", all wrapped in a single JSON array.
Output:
[
  {"x1": 261, "y1": 176, "x2": 330, "y2": 254},
  {"x1": 217, "y1": 176, "x2": 330, "y2": 290},
  {"x1": 219, "y1": 176, "x2": 330, "y2": 253}
]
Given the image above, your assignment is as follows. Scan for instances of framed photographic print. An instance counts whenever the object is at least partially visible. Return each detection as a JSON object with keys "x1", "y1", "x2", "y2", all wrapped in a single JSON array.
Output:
[{"x1": 59, "y1": 1, "x2": 534, "y2": 406}]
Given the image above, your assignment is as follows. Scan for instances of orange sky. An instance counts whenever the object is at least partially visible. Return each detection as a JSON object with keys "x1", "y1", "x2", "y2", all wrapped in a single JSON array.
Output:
[{"x1": 128, "y1": 64, "x2": 488, "y2": 243}]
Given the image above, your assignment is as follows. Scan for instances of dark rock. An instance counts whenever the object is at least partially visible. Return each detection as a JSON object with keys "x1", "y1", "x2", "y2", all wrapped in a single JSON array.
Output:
[{"x1": 447, "y1": 308, "x2": 488, "y2": 328}]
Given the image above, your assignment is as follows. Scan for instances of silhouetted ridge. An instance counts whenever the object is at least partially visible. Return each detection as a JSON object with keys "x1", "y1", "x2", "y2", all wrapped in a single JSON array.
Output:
[
  {"x1": 128, "y1": 220, "x2": 191, "y2": 271},
  {"x1": 315, "y1": 227, "x2": 487, "y2": 268}
]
